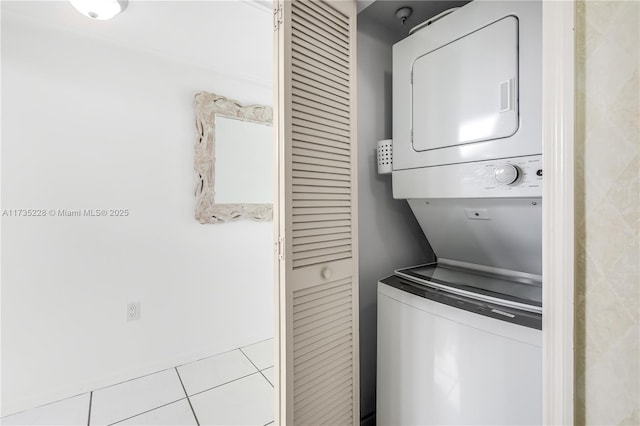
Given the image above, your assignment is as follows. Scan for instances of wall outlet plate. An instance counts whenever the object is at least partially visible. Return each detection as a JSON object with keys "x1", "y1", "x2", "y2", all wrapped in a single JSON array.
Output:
[{"x1": 127, "y1": 302, "x2": 140, "y2": 321}]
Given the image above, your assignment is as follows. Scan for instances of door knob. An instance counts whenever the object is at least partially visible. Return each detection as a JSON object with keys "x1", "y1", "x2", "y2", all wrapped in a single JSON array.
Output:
[{"x1": 321, "y1": 266, "x2": 332, "y2": 280}]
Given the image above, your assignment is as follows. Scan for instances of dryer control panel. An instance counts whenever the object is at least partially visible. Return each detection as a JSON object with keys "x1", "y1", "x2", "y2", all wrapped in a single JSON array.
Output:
[
  {"x1": 393, "y1": 155, "x2": 543, "y2": 199},
  {"x1": 482, "y1": 157, "x2": 543, "y2": 191}
]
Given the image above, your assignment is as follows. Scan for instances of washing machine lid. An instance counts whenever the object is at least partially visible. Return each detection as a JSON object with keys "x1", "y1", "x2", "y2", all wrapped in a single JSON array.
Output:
[
  {"x1": 395, "y1": 261, "x2": 542, "y2": 314},
  {"x1": 407, "y1": 197, "x2": 542, "y2": 276}
]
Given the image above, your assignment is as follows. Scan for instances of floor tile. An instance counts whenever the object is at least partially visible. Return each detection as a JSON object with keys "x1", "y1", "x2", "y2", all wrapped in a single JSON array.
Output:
[
  {"x1": 0, "y1": 393, "x2": 90, "y2": 426},
  {"x1": 90, "y1": 369, "x2": 185, "y2": 426},
  {"x1": 190, "y1": 373, "x2": 273, "y2": 426},
  {"x1": 261, "y1": 367, "x2": 274, "y2": 387},
  {"x1": 113, "y1": 399, "x2": 197, "y2": 426},
  {"x1": 241, "y1": 339, "x2": 274, "y2": 370},
  {"x1": 177, "y1": 350, "x2": 256, "y2": 396}
]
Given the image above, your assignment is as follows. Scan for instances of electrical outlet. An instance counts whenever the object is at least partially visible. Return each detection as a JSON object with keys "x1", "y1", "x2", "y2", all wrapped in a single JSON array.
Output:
[{"x1": 127, "y1": 302, "x2": 140, "y2": 321}]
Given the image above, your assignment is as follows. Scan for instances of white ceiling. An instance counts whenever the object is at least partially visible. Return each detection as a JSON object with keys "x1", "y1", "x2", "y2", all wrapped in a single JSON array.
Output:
[{"x1": 1, "y1": 0, "x2": 274, "y2": 88}]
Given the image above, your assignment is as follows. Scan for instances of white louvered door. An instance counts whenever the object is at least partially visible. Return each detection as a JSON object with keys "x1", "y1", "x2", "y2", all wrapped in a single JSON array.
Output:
[{"x1": 273, "y1": 0, "x2": 359, "y2": 424}]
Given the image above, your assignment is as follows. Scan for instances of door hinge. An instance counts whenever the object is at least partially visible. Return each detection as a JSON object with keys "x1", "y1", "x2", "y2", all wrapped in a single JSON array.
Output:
[
  {"x1": 273, "y1": 5, "x2": 283, "y2": 31},
  {"x1": 275, "y1": 236, "x2": 284, "y2": 260}
]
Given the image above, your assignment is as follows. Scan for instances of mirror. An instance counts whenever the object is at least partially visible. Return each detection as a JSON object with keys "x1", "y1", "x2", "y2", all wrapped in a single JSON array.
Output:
[{"x1": 194, "y1": 91, "x2": 273, "y2": 223}]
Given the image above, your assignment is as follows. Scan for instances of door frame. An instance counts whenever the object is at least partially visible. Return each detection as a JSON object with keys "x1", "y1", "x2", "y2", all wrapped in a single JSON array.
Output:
[
  {"x1": 273, "y1": 0, "x2": 576, "y2": 423},
  {"x1": 541, "y1": 0, "x2": 575, "y2": 424}
]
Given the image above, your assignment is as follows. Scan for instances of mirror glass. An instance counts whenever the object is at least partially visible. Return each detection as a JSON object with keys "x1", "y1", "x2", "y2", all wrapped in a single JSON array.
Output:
[{"x1": 214, "y1": 116, "x2": 273, "y2": 204}]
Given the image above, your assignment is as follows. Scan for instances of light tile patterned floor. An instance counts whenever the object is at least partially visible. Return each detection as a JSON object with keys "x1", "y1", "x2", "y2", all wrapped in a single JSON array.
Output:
[{"x1": 1, "y1": 339, "x2": 274, "y2": 426}]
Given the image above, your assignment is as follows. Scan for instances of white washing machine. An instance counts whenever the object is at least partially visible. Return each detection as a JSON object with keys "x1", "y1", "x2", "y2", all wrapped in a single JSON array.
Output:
[{"x1": 377, "y1": 265, "x2": 542, "y2": 426}]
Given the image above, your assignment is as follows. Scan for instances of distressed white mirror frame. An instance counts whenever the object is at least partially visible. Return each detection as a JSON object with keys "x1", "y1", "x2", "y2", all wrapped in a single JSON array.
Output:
[{"x1": 194, "y1": 91, "x2": 273, "y2": 223}]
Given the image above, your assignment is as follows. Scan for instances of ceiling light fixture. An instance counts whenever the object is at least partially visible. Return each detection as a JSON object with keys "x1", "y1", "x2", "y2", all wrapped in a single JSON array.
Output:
[{"x1": 69, "y1": 0, "x2": 128, "y2": 20}]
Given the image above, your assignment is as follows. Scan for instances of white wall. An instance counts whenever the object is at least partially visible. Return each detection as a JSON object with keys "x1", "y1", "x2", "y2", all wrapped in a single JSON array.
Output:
[
  {"x1": 1, "y1": 6, "x2": 273, "y2": 415},
  {"x1": 357, "y1": 16, "x2": 435, "y2": 423}
]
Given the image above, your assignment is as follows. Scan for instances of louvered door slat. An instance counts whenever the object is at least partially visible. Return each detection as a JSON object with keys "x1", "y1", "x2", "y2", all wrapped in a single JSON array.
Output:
[
  {"x1": 294, "y1": 239, "x2": 352, "y2": 255},
  {"x1": 292, "y1": 178, "x2": 350, "y2": 188},
  {"x1": 293, "y1": 188, "x2": 350, "y2": 197},
  {"x1": 292, "y1": 244, "x2": 351, "y2": 260},
  {"x1": 294, "y1": 320, "x2": 353, "y2": 353},
  {"x1": 292, "y1": 73, "x2": 349, "y2": 103},
  {"x1": 294, "y1": 207, "x2": 351, "y2": 216},
  {"x1": 292, "y1": 219, "x2": 351, "y2": 230},
  {"x1": 292, "y1": 225, "x2": 351, "y2": 237},
  {"x1": 292, "y1": 302, "x2": 351, "y2": 330},
  {"x1": 291, "y1": 37, "x2": 349, "y2": 71},
  {"x1": 303, "y1": 0, "x2": 349, "y2": 28},
  {"x1": 320, "y1": 405, "x2": 354, "y2": 426},
  {"x1": 293, "y1": 147, "x2": 350, "y2": 162},
  {"x1": 293, "y1": 347, "x2": 351, "y2": 386},
  {"x1": 293, "y1": 199, "x2": 350, "y2": 207},
  {"x1": 292, "y1": 69, "x2": 350, "y2": 102},
  {"x1": 293, "y1": 215, "x2": 350, "y2": 225},
  {"x1": 292, "y1": 193, "x2": 350, "y2": 201},
  {"x1": 292, "y1": 50, "x2": 350, "y2": 88},
  {"x1": 292, "y1": 172, "x2": 350, "y2": 183},
  {"x1": 292, "y1": 122, "x2": 351, "y2": 144},
  {"x1": 302, "y1": 393, "x2": 353, "y2": 425},
  {"x1": 293, "y1": 252, "x2": 351, "y2": 268},
  {"x1": 293, "y1": 138, "x2": 350, "y2": 156},
  {"x1": 292, "y1": 91, "x2": 350, "y2": 123},
  {"x1": 292, "y1": 98, "x2": 351, "y2": 127},
  {"x1": 292, "y1": 119, "x2": 349, "y2": 140},
  {"x1": 291, "y1": 21, "x2": 349, "y2": 61},
  {"x1": 296, "y1": 1, "x2": 348, "y2": 37},
  {"x1": 291, "y1": 16, "x2": 349, "y2": 55},
  {"x1": 292, "y1": 81, "x2": 350, "y2": 109},
  {"x1": 292, "y1": 7, "x2": 349, "y2": 51},
  {"x1": 293, "y1": 310, "x2": 351, "y2": 337},
  {"x1": 294, "y1": 231, "x2": 351, "y2": 244},
  {"x1": 276, "y1": 0, "x2": 357, "y2": 424},
  {"x1": 294, "y1": 332, "x2": 352, "y2": 367},
  {"x1": 294, "y1": 345, "x2": 352, "y2": 381},
  {"x1": 293, "y1": 113, "x2": 350, "y2": 135},
  {"x1": 291, "y1": 40, "x2": 350, "y2": 82},
  {"x1": 293, "y1": 285, "x2": 351, "y2": 312},
  {"x1": 293, "y1": 200, "x2": 347, "y2": 209},
  {"x1": 293, "y1": 356, "x2": 351, "y2": 393},
  {"x1": 296, "y1": 388, "x2": 353, "y2": 424},
  {"x1": 293, "y1": 288, "x2": 351, "y2": 314},
  {"x1": 293, "y1": 101, "x2": 350, "y2": 126},
  {"x1": 295, "y1": 368, "x2": 353, "y2": 409},
  {"x1": 290, "y1": 34, "x2": 349, "y2": 73},
  {"x1": 295, "y1": 371, "x2": 352, "y2": 407}
]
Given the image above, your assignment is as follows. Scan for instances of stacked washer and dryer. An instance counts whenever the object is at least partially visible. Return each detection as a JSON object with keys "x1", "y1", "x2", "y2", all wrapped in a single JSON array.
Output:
[{"x1": 376, "y1": 1, "x2": 543, "y2": 425}]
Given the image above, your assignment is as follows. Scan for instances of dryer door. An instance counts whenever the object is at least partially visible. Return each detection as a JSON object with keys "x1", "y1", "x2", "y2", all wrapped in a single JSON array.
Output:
[
  {"x1": 391, "y1": 1, "x2": 541, "y2": 173},
  {"x1": 411, "y1": 16, "x2": 519, "y2": 151}
]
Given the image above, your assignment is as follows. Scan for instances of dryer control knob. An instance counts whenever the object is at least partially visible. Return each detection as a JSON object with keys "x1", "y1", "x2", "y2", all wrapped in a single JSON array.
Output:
[{"x1": 494, "y1": 164, "x2": 520, "y2": 185}]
